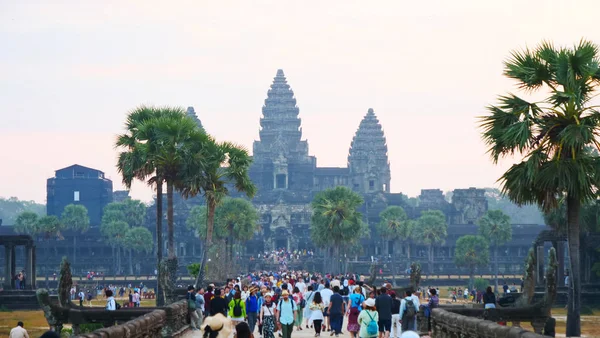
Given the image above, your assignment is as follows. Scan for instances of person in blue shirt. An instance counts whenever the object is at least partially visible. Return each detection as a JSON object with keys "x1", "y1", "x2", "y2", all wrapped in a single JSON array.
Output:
[
  {"x1": 246, "y1": 287, "x2": 260, "y2": 333},
  {"x1": 277, "y1": 291, "x2": 297, "y2": 338}
]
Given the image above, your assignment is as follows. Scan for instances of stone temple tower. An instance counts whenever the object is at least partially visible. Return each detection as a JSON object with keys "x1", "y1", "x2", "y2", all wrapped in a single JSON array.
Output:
[
  {"x1": 186, "y1": 106, "x2": 205, "y2": 132},
  {"x1": 348, "y1": 108, "x2": 391, "y2": 193},
  {"x1": 251, "y1": 69, "x2": 315, "y2": 192}
]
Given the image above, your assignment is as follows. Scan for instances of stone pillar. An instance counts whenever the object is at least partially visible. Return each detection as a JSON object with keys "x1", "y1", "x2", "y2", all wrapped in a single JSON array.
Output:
[
  {"x1": 4, "y1": 244, "x2": 12, "y2": 289},
  {"x1": 26, "y1": 244, "x2": 33, "y2": 289},
  {"x1": 10, "y1": 244, "x2": 16, "y2": 289}
]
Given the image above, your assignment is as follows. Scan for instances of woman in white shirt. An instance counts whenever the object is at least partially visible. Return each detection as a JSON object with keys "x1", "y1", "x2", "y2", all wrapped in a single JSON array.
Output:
[
  {"x1": 241, "y1": 285, "x2": 250, "y2": 302},
  {"x1": 303, "y1": 285, "x2": 316, "y2": 329}
]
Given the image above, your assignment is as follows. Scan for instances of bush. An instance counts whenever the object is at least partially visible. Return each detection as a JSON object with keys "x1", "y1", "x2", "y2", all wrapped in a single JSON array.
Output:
[
  {"x1": 474, "y1": 278, "x2": 490, "y2": 292},
  {"x1": 79, "y1": 323, "x2": 104, "y2": 333}
]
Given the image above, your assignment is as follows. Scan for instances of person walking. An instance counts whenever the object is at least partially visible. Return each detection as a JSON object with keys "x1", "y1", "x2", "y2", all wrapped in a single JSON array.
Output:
[
  {"x1": 303, "y1": 285, "x2": 316, "y2": 329},
  {"x1": 229, "y1": 291, "x2": 246, "y2": 327},
  {"x1": 9, "y1": 321, "x2": 29, "y2": 338},
  {"x1": 211, "y1": 289, "x2": 228, "y2": 317},
  {"x1": 187, "y1": 286, "x2": 201, "y2": 331},
  {"x1": 195, "y1": 288, "x2": 205, "y2": 326},
  {"x1": 309, "y1": 292, "x2": 325, "y2": 337},
  {"x1": 375, "y1": 287, "x2": 392, "y2": 338},
  {"x1": 328, "y1": 286, "x2": 344, "y2": 337},
  {"x1": 483, "y1": 286, "x2": 497, "y2": 309},
  {"x1": 390, "y1": 292, "x2": 401, "y2": 338},
  {"x1": 260, "y1": 293, "x2": 277, "y2": 338},
  {"x1": 292, "y1": 286, "x2": 304, "y2": 331},
  {"x1": 246, "y1": 287, "x2": 259, "y2": 334},
  {"x1": 346, "y1": 286, "x2": 364, "y2": 338},
  {"x1": 277, "y1": 291, "x2": 297, "y2": 338},
  {"x1": 358, "y1": 298, "x2": 379, "y2": 338},
  {"x1": 78, "y1": 290, "x2": 85, "y2": 307},
  {"x1": 399, "y1": 290, "x2": 418, "y2": 332}
]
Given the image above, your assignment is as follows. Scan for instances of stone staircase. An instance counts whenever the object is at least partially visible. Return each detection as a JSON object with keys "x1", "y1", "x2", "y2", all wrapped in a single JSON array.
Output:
[{"x1": 0, "y1": 290, "x2": 40, "y2": 310}]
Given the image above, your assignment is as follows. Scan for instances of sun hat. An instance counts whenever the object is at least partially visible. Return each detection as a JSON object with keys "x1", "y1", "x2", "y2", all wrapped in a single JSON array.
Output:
[
  {"x1": 201, "y1": 313, "x2": 232, "y2": 338},
  {"x1": 282, "y1": 290, "x2": 289, "y2": 296},
  {"x1": 364, "y1": 298, "x2": 375, "y2": 308}
]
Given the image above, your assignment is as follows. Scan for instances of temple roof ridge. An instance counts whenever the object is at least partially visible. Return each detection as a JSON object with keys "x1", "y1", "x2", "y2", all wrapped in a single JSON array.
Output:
[{"x1": 348, "y1": 108, "x2": 389, "y2": 157}]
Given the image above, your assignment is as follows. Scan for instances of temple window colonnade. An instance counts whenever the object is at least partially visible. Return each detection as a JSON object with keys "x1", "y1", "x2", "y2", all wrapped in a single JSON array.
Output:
[{"x1": 0, "y1": 232, "x2": 36, "y2": 289}]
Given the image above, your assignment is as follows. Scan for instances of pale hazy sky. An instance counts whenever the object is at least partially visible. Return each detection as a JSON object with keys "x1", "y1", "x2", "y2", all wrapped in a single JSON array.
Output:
[{"x1": 1, "y1": 0, "x2": 599, "y2": 204}]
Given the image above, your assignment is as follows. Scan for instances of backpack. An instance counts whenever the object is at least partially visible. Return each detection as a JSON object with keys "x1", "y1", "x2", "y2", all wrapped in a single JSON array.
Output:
[
  {"x1": 301, "y1": 292, "x2": 312, "y2": 309},
  {"x1": 341, "y1": 286, "x2": 349, "y2": 296},
  {"x1": 404, "y1": 299, "x2": 416, "y2": 319},
  {"x1": 233, "y1": 300, "x2": 242, "y2": 317},
  {"x1": 365, "y1": 311, "x2": 378, "y2": 335},
  {"x1": 391, "y1": 298, "x2": 401, "y2": 314}
]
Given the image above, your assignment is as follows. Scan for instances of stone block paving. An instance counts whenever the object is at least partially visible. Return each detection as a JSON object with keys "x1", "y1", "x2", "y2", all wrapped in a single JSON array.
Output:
[{"x1": 183, "y1": 322, "x2": 428, "y2": 338}]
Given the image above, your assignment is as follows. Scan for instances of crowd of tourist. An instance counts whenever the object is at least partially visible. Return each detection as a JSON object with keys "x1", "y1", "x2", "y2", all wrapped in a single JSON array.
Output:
[{"x1": 166, "y1": 271, "x2": 435, "y2": 338}]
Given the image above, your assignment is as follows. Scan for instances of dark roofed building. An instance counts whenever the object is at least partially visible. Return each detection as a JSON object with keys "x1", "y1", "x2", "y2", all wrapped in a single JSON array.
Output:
[{"x1": 47, "y1": 164, "x2": 113, "y2": 226}]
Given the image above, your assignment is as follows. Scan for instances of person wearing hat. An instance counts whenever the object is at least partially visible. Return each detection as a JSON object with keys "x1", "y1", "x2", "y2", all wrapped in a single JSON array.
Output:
[
  {"x1": 260, "y1": 293, "x2": 277, "y2": 338},
  {"x1": 201, "y1": 313, "x2": 232, "y2": 338},
  {"x1": 358, "y1": 298, "x2": 379, "y2": 338},
  {"x1": 246, "y1": 287, "x2": 260, "y2": 334},
  {"x1": 277, "y1": 290, "x2": 297, "y2": 338}
]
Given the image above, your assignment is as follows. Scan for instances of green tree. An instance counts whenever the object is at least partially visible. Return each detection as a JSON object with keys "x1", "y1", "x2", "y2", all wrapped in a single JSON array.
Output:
[
  {"x1": 216, "y1": 198, "x2": 260, "y2": 262},
  {"x1": 14, "y1": 211, "x2": 40, "y2": 236},
  {"x1": 0, "y1": 197, "x2": 45, "y2": 225},
  {"x1": 474, "y1": 278, "x2": 490, "y2": 293},
  {"x1": 413, "y1": 210, "x2": 447, "y2": 274},
  {"x1": 61, "y1": 204, "x2": 90, "y2": 265},
  {"x1": 478, "y1": 209, "x2": 512, "y2": 293},
  {"x1": 479, "y1": 40, "x2": 600, "y2": 336},
  {"x1": 124, "y1": 226, "x2": 153, "y2": 274},
  {"x1": 101, "y1": 220, "x2": 129, "y2": 274},
  {"x1": 136, "y1": 112, "x2": 206, "y2": 259},
  {"x1": 186, "y1": 205, "x2": 227, "y2": 240},
  {"x1": 310, "y1": 186, "x2": 366, "y2": 274},
  {"x1": 179, "y1": 140, "x2": 256, "y2": 288},
  {"x1": 37, "y1": 215, "x2": 64, "y2": 239},
  {"x1": 376, "y1": 206, "x2": 413, "y2": 284},
  {"x1": 454, "y1": 235, "x2": 490, "y2": 290},
  {"x1": 116, "y1": 106, "x2": 187, "y2": 305}
]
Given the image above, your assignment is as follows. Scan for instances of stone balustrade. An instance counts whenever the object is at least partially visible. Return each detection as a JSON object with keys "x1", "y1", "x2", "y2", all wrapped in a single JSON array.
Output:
[
  {"x1": 74, "y1": 300, "x2": 189, "y2": 338},
  {"x1": 429, "y1": 307, "x2": 551, "y2": 338}
]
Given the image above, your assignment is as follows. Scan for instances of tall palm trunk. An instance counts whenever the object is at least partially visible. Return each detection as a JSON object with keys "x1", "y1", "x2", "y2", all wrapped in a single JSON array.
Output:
[
  {"x1": 428, "y1": 244, "x2": 433, "y2": 274},
  {"x1": 167, "y1": 181, "x2": 175, "y2": 258},
  {"x1": 406, "y1": 242, "x2": 411, "y2": 270},
  {"x1": 156, "y1": 179, "x2": 164, "y2": 306},
  {"x1": 196, "y1": 198, "x2": 216, "y2": 288},
  {"x1": 494, "y1": 243, "x2": 499, "y2": 294},
  {"x1": 117, "y1": 246, "x2": 121, "y2": 274},
  {"x1": 73, "y1": 235, "x2": 77, "y2": 265},
  {"x1": 129, "y1": 249, "x2": 134, "y2": 275},
  {"x1": 565, "y1": 195, "x2": 581, "y2": 337},
  {"x1": 469, "y1": 266, "x2": 475, "y2": 291},
  {"x1": 391, "y1": 240, "x2": 397, "y2": 286}
]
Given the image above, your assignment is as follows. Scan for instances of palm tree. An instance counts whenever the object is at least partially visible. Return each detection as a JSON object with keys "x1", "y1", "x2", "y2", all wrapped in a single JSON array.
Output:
[
  {"x1": 61, "y1": 204, "x2": 90, "y2": 265},
  {"x1": 136, "y1": 113, "x2": 206, "y2": 259},
  {"x1": 454, "y1": 235, "x2": 490, "y2": 290},
  {"x1": 477, "y1": 210, "x2": 512, "y2": 293},
  {"x1": 217, "y1": 198, "x2": 260, "y2": 263},
  {"x1": 376, "y1": 206, "x2": 413, "y2": 285},
  {"x1": 179, "y1": 140, "x2": 256, "y2": 288},
  {"x1": 413, "y1": 210, "x2": 447, "y2": 274},
  {"x1": 479, "y1": 40, "x2": 600, "y2": 337},
  {"x1": 310, "y1": 186, "x2": 366, "y2": 274},
  {"x1": 116, "y1": 105, "x2": 190, "y2": 305}
]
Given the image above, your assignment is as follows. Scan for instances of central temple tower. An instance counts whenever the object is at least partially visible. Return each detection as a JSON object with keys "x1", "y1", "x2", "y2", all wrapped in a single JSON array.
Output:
[{"x1": 251, "y1": 69, "x2": 315, "y2": 193}]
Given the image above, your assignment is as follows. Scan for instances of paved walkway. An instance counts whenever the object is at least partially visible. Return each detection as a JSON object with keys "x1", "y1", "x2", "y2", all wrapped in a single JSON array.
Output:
[{"x1": 183, "y1": 321, "x2": 425, "y2": 338}]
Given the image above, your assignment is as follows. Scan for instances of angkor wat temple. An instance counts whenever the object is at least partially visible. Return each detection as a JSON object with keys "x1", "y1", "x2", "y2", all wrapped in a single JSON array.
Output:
[{"x1": 7, "y1": 69, "x2": 598, "y2": 281}]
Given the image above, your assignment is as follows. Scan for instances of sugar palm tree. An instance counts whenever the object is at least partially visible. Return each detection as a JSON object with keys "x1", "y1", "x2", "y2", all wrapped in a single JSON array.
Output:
[
  {"x1": 480, "y1": 40, "x2": 600, "y2": 336},
  {"x1": 116, "y1": 105, "x2": 191, "y2": 305},
  {"x1": 477, "y1": 210, "x2": 512, "y2": 293},
  {"x1": 413, "y1": 210, "x2": 447, "y2": 274},
  {"x1": 454, "y1": 235, "x2": 490, "y2": 290},
  {"x1": 179, "y1": 140, "x2": 256, "y2": 288},
  {"x1": 137, "y1": 113, "x2": 207, "y2": 259},
  {"x1": 310, "y1": 186, "x2": 366, "y2": 274},
  {"x1": 376, "y1": 206, "x2": 413, "y2": 284}
]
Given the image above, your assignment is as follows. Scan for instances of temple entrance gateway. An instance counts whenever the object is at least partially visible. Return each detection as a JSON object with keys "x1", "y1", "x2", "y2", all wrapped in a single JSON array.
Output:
[
  {"x1": 275, "y1": 239, "x2": 288, "y2": 250},
  {"x1": 0, "y1": 227, "x2": 36, "y2": 290}
]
